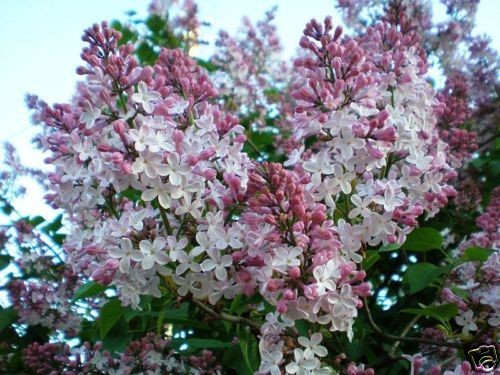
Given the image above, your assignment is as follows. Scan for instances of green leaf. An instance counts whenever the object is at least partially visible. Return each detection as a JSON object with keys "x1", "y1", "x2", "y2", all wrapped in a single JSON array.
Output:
[
  {"x1": 362, "y1": 251, "x2": 380, "y2": 270},
  {"x1": 295, "y1": 320, "x2": 310, "y2": 336},
  {"x1": 402, "y1": 303, "x2": 458, "y2": 324},
  {"x1": 0, "y1": 255, "x2": 12, "y2": 271},
  {"x1": 41, "y1": 214, "x2": 63, "y2": 234},
  {"x1": 379, "y1": 243, "x2": 401, "y2": 252},
  {"x1": 110, "y1": 20, "x2": 122, "y2": 30},
  {"x1": 123, "y1": 307, "x2": 142, "y2": 322},
  {"x1": 0, "y1": 200, "x2": 13, "y2": 215},
  {"x1": 229, "y1": 294, "x2": 262, "y2": 315},
  {"x1": 102, "y1": 318, "x2": 132, "y2": 354},
  {"x1": 461, "y1": 247, "x2": 494, "y2": 262},
  {"x1": 223, "y1": 345, "x2": 253, "y2": 375},
  {"x1": 99, "y1": 299, "x2": 123, "y2": 339},
  {"x1": 490, "y1": 160, "x2": 500, "y2": 175},
  {"x1": 185, "y1": 338, "x2": 232, "y2": 349},
  {"x1": 401, "y1": 227, "x2": 443, "y2": 252},
  {"x1": 405, "y1": 263, "x2": 444, "y2": 294},
  {"x1": 195, "y1": 58, "x2": 218, "y2": 72},
  {"x1": 27, "y1": 215, "x2": 45, "y2": 228},
  {"x1": 0, "y1": 307, "x2": 17, "y2": 332},
  {"x1": 136, "y1": 42, "x2": 157, "y2": 65},
  {"x1": 229, "y1": 294, "x2": 243, "y2": 315},
  {"x1": 451, "y1": 285, "x2": 469, "y2": 300},
  {"x1": 238, "y1": 329, "x2": 259, "y2": 373},
  {"x1": 71, "y1": 281, "x2": 107, "y2": 302},
  {"x1": 145, "y1": 14, "x2": 165, "y2": 33}
]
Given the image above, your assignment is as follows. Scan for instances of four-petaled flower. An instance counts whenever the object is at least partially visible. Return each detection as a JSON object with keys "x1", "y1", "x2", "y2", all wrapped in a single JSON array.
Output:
[
  {"x1": 79, "y1": 101, "x2": 101, "y2": 129},
  {"x1": 132, "y1": 81, "x2": 161, "y2": 114},
  {"x1": 372, "y1": 185, "x2": 403, "y2": 212},
  {"x1": 200, "y1": 248, "x2": 233, "y2": 281},
  {"x1": 298, "y1": 333, "x2": 328, "y2": 359},
  {"x1": 139, "y1": 237, "x2": 169, "y2": 270},
  {"x1": 108, "y1": 238, "x2": 144, "y2": 273},
  {"x1": 303, "y1": 151, "x2": 334, "y2": 186},
  {"x1": 132, "y1": 150, "x2": 170, "y2": 178},
  {"x1": 455, "y1": 309, "x2": 478, "y2": 335},
  {"x1": 164, "y1": 153, "x2": 191, "y2": 186}
]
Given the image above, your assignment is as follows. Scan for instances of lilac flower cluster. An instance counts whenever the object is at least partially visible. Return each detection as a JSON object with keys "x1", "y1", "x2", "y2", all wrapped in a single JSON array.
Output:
[
  {"x1": 23, "y1": 333, "x2": 221, "y2": 374},
  {"x1": 17, "y1": 0, "x2": 487, "y2": 369},
  {"x1": 289, "y1": 16, "x2": 457, "y2": 249},
  {"x1": 435, "y1": 74, "x2": 478, "y2": 168},
  {"x1": 29, "y1": 22, "x2": 251, "y2": 309},
  {"x1": 405, "y1": 189, "x2": 499, "y2": 373},
  {"x1": 212, "y1": 8, "x2": 290, "y2": 128}
]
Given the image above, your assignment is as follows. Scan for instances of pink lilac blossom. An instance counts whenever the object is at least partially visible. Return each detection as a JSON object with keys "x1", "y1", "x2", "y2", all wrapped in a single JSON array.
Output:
[
  {"x1": 7, "y1": 275, "x2": 81, "y2": 337},
  {"x1": 453, "y1": 178, "x2": 482, "y2": 215},
  {"x1": 422, "y1": 188, "x2": 500, "y2": 371},
  {"x1": 29, "y1": 21, "x2": 251, "y2": 310},
  {"x1": 335, "y1": 0, "x2": 475, "y2": 75},
  {"x1": 26, "y1": 20, "x2": 378, "y2": 372},
  {"x1": 335, "y1": 0, "x2": 499, "y2": 152},
  {"x1": 23, "y1": 333, "x2": 221, "y2": 374},
  {"x1": 434, "y1": 72, "x2": 478, "y2": 168},
  {"x1": 289, "y1": 15, "x2": 457, "y2": 250},
  {"x1": 239, "y1": 163, "x2": 370, "y2": 343},
  {"x1": 0, "y1": 206, "x2": 82, "y2": 337},
  {"x1": 22, "y1": 5, "x2": 477, "y2": 371},
  {"x1": 211, "y1": 8, "x2": 290, "y2": 129}
]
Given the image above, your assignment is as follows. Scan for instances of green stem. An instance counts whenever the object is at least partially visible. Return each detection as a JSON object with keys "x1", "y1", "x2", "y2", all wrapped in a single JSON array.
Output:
[
  {"x1": 158, "y1": 202, "x2": 173, "y2": 235},
  {"x1": 246, "y1": 137, "x2": 264, "y2": 159},
  {"x1": 192, "y1": 299, "x2": 261, "y2": 331},
  {"x1": 105, "y1": 198, "x2": 119, "y2": 219},
  {"x1": 363, "y1": 297, "x2": 462, "y2": 349},
  {"x1": 176, "y1": 214, "x2": 189, "y2": 240}
]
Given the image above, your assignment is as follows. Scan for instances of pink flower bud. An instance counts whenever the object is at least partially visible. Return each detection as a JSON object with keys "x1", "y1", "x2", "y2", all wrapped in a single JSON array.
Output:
[
  {"x1": 113, "y1": 120, "x2": 126, "y2": 135},
  {"x1": 276, "y1": 300, "x2": 288, "y2": 313},
  {"x1": 266, "y1": 279, "x2": 282, "y2": 292},
  {"x1": 283, "y1": 289, "x2": 295, "y2": 300},
  {"x1": 97, "y1": 144, "x2": 112, "y2": 152},
  {"x1": 289, "y1": 267, "x2": 301, "y2": 279},
  {"x1": 111, "y1": 152, "x2": 124, "y2": 164},
  {"x1": 202, "y1": 169, "x2": 217, "y2": 180}
]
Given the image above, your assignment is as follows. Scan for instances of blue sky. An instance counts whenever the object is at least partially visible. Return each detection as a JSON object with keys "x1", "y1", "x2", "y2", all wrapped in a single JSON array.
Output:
[{"x1": 0, "y1": 0, "x2": 498, "y2": 219}]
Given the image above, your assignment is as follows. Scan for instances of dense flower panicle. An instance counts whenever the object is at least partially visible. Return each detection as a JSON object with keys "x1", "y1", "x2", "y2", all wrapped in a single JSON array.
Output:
[
  {"x1": 7, "y1": 276, "x2": 80, "y2": 336},
  {"x1": 335, "y1": 0, "x2": 499, "y2": 153},
  {"x1": 289, "y1": 16, "x2": 457, "y2": 253},
  {"x1": 241, "y1": 163, "x2": 370, "y2": 337},
  {"x1": 24, "y1": 19, "x2": 374, "y2": 372},
  {"x1": 30, "y1": 22, "x2": 251, "y2": 309},
  {"x1": 10, "y1": 1, "x2": 496, "y2": 372},
  {"x1": 465, "y1": 186, "x2": 500, "y2": 249},
  {"x1": 211, "y1": 8, "x2": 290, "y2": 128},
  {"x1": 419, "y1": 188, "x2": 500, "y2": 371},
  {"x1": 434, "y1": 73, "x2": 477, "y2": 167},
  {"x1": 335, "y1": 0, "x2": 475, "y2": 73},
  {"x1": 23, "y1": 334, "x2": 221, "y2": 374},
  {"x1": 0, "y1": 201, "x2": 83, "y2": 337}
]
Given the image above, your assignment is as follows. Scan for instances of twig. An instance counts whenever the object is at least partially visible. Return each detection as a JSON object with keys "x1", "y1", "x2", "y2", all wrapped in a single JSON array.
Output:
[
  {"x1": 246, "y1": 137, "x2": 264, "y2": 159},
  {"x1": 478, "y1": 132, "x2": 499, "y2": 149},
  {"x1": 389, "y1": 315, "x2": 420, "y2": 356},
  {"x1": 192, "y1": 299, "x2": 261, "y2": 331},
  {"x1": 363, "y1": 298, "x2": 463, "y2": 349},
  {"x1": 2, "y1": 199, "x2": 65, "y2": 263}
]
